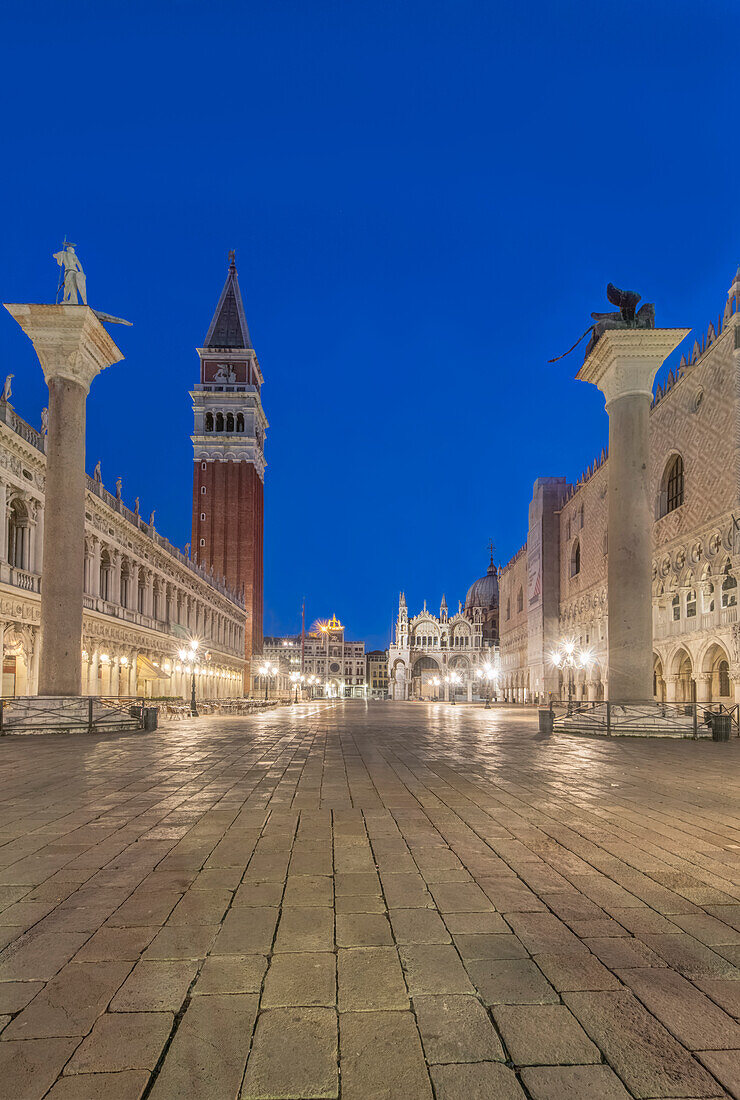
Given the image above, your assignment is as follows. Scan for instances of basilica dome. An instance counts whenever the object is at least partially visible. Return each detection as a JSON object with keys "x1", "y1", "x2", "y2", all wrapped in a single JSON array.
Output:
[{"x1": 464, "y1": 559, "x2": 499, "y2": 610}]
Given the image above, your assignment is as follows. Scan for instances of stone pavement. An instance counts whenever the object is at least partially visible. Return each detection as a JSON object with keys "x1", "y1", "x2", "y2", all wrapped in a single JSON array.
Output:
[{"x1": 0, "y1": 701, "x2": 739, "y2": 1099}]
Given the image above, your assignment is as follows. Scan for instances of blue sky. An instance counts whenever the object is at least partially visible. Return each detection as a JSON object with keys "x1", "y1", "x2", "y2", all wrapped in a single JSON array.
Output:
[{"x1": 1, "y1": 0, "x2": 738, "y2": 649}]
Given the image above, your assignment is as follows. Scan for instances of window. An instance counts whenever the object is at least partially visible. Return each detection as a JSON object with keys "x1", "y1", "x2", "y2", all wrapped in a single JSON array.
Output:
[
  {"x1": 659, "y1": 455, "x2": 684, "y2": 517},
  {"x1": 506, "y1": 598, "x2": 511, "y2": 620},
  {"x1": 719, "y1": 660, "x2": 731, "y2": 696},
  {"x1": 516, "y1": 587, "x2": 524, "y2": 612},
  {"x1": 201, "y1": 461, "x2": 207, "y2": 471},
  {"x1": 205, "y1": 412, "x2": 214, "y2": 432},
  {"x1": 570, "y1": 539, "x2": 581, "y2": 577},
  {"x1": 686, "y1": 589, "x2": 697, "y2": 618},
  {"x1": 200, "y1": 512, "x2": 206, "y2": 521},
  {"x1": 579, "y1": 504, "x2": 585, "y2": 529},
  {"x1": 200, "y1": 538, "x2": 205, "y2": 547},
  {"x1": 201, "y1": 486, "x2": 206, "y2": 495},
  {"x1": 722, "y1": 562, "x2": 737, "y2": 608},
  {"x1": 672, "y1": 594, "x2": 680, "y2": 621}
]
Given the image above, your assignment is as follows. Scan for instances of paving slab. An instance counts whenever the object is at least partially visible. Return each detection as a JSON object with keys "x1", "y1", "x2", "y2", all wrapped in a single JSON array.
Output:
[
  {"x1": 340, "y1": 1009, "x2": 433, "y2": 1099},
  {"x1": 241, "y1": 1006, "x2": 338, "y2": 1099},
  {"x1": 413, "y1": 993, "x2": 505, "y2": 1062}
]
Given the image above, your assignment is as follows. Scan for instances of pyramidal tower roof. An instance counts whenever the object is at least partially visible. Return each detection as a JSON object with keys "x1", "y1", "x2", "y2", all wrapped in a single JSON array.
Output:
[{"x1": 204, "y1": 250, "x2": 253, "y2": 349}]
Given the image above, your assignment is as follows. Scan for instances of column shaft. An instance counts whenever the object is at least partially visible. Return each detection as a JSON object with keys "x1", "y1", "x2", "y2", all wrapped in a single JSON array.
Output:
[
  {"x1": 606, "y1": 393, "x2": 654, "y2": 703},
  {"x1": 38, "y1": 377, "x2": 87, "y2": 696}
]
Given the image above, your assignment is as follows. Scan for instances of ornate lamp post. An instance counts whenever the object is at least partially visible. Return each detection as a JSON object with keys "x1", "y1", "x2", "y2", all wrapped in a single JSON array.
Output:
[
  {"x1": 550, "y1": 640, "x2": 594, "y2": 716},
  {"x1": 258, "y1": 662, "x2": 277, "y2": 701},
  {"x1": 446, "y1": 670, "x2": 461, "y2": 705},
  {"x1": 290, "y1": 671, "x2": 304, "y2": 703},
  {"x1": 178, "y1": 639, "x2": 200, "y2": 717},
  {"x1": 477, "y1": 662, "x2": 497, "y2": 708}
]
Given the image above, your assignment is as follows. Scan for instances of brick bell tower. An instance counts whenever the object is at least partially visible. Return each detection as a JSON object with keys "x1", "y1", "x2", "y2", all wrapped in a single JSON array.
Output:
[{"x1": 191, "y1": 252, "x2": 266, "y2": 678}]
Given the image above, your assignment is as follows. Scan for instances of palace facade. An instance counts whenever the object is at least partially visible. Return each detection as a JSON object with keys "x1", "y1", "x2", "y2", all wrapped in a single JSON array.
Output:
[
  {"x1": 388, "y1": 554, "x2": 500, "y2": 700},
  {"x1": 498, "y1": 268, "x2": 740, "y2": 708},
  {"x1": 0, "y1": 401, "x2": 246, "y2": 699}
]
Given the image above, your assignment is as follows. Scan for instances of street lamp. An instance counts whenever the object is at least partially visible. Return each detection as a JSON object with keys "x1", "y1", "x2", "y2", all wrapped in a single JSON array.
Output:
[
  {"x1": 550, "y1": 640, "x2": 594, "y2": 716},
  {"x1": 476, "y1": 662, "x2": 498, "y2": 708},
  {"x1": 258, "y1": 663, "x2": 277, "y2": 701},
  {"x1": 178, "y1": 638, "x2": 199, "y2": 716},
  {"x1": 446, "y1": 671, "x2": 461, "y2": 704},
  {"x1": 290, "y1": 671, "x2": 304, "y2": 703}
]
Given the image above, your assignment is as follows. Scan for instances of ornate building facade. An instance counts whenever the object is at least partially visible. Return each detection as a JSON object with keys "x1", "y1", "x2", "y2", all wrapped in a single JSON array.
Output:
[
  {"x1": 190, "y1": 253, "x2": 266, "y2": 677},
  {"x1": 499, "y1": 269, "x2": 740, "y2": 708},
  {"x1": 388, "y1": 554, "x2": 500, "y2": 700},
  {"x1": 0, "y1": 401, "x2": 246, "y2": 698},
  {"x1": 262, "y1": 615, "x2": 367, "y2": 698}
]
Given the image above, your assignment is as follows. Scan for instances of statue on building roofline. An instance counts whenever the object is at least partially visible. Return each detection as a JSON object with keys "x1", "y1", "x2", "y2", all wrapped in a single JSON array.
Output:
[
  {"x1": 2, "y1": 374, "x2": 13, "y2": 403},
  {"x1": 549, "y1": 283, "x2": 655, "y2": 363}
]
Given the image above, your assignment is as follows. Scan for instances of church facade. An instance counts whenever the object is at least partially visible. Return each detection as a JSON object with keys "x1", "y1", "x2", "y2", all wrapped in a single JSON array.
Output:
[
  {"x1": 388, "y1": 555, "x2": 500, "y2": 700},
  {"x1": 498, "y1": 269, "x2": 740, "y2": 708}
]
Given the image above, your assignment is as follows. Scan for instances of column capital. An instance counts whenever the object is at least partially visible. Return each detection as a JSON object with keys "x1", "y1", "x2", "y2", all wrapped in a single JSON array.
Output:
[
  {"x1": 577, "y1": 328, "x2": 690, "y2": 408},
  {"x1": 3, "y1": 304, "x2": 124, "y2": 394}
]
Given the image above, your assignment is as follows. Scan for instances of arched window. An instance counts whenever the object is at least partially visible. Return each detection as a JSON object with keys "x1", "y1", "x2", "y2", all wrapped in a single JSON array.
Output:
[
  {"x1": 120, "y1": 564, "x2": 130, "y2": 608},
  {"x1": 215, "y1": 413, "x2": 224, "y2": 432},
  {"x1": 517, "y1": 587, "x2": 524, "y2": 613},
  {"x1": 721, "y1": 561, "x2": 737, "y2": 608},
  {"x1": 719, "y1": 660, "x2": 731, "y2": 697},
  {"x1": 205, "y1": 412, "x2": 214, "y2": 432},
  {"x1": 100, "y1": 549, "x2": 112, "y2": 601},
  {"x1": 686, "y1": 587, "x2": 697, "y2": 618},
  {"x1": 659, "y1": 455, "x2": 684, "y2": 517},
  {"x1": 570, "y1": 539, "x2": 580, "y2": 577},
  {"x1": 671, "y1": 594, "x2": 680, "y2": 621},
  {"x1": 8, "y1": 499, "x2": 29, "y2": 570},
  {"x1": 506, "y1": 598, "x2": 511, "y2": 620},
  {"x1": 236, "y1": 413, "x2": 245, "y2": 432},
  {"x1": 226, "y1": 413, "x2": 234, "y2": 432}
]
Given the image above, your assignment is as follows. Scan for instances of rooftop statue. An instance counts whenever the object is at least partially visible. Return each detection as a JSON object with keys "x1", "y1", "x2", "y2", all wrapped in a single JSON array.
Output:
[{"x1": 549, "y1": 283, "x2": 655, "y2": 363}]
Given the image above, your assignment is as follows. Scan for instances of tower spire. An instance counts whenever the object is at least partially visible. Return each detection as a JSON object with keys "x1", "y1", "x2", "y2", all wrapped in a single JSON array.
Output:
[{"x1": 204, "y1": 251, "x2": 252, "y2": 349}]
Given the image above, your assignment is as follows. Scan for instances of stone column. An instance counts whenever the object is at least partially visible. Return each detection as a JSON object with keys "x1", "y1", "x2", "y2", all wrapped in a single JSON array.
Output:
[
  {"x1": 577, "y1": 328, "x2": 689, "y2": 703},
  {"x1": 3, "y1": 305, "x2": 124, "y2": 696},
  {"x1": 34, "y1": 502, "x2": 44, "y2": 578},
  {"x1": 695, "y1": 672, "x2": 712, "y2": 705},
  {"x1": 0, "y1": 482, "x2": 7, "y2": 563}
]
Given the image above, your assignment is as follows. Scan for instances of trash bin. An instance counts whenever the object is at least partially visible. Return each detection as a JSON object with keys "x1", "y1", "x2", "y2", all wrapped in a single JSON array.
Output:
[
  {"x1": 538, "y1": 708, "x2": 554, "y2": 734},
  {"x1": 711, "y1": 713, "x2": 731, "y2": 742},
  {"x1": 142, "y1": 707, "x2": 158, "y2": 732}
]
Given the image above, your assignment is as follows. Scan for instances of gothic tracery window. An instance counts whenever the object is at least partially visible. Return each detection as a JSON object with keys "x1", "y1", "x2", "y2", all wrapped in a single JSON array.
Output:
[
  {"x1": 660, "y1": 454, "x2": 684, "y2": 517},
  {"x1": 570, "y1": 540, "x2": 580, "y2": 577}
]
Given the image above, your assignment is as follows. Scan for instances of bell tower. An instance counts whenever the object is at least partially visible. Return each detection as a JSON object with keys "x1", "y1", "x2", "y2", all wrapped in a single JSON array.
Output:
[{"x1": 191, "y1": 252, "x2": 267, "y2": 674}]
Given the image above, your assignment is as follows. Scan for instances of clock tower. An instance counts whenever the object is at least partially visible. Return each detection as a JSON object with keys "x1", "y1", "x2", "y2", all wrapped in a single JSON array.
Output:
[{"x1": 190, "y1": 253, "x2": 266, "y2": 675}]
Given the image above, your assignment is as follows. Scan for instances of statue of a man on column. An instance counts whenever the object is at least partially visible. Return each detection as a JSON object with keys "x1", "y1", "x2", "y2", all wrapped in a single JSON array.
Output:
[{"x1": 53, "y1": 241, "x2": 87, "y2": 305}]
